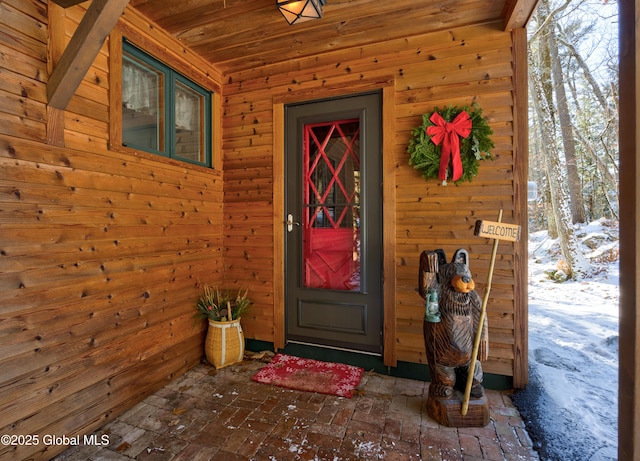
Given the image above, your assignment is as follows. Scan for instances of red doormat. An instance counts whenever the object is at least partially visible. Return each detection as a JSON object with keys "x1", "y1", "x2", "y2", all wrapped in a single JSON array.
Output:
[{"x1": 251, "y1": 353, "x2": 364, "y2": 398}]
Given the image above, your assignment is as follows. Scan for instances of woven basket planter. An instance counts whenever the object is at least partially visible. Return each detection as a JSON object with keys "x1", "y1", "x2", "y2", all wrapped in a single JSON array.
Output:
[{"x1": 204, "y1": 318, "x2": 245, "y2": 369}]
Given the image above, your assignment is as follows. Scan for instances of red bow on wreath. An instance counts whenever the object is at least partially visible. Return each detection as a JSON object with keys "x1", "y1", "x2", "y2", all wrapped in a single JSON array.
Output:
[{"x1": 426, "y1": 110, "x2": 472, "y2": 182}]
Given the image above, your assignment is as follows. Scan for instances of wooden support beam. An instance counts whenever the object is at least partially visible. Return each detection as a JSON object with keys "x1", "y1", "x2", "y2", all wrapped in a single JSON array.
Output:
[
  {"x1": 618, "y1": 1, "x2": 640, "y2": 459},
  {"x1": 502, "y1": 0, "x2": 540, "y2": 30},
  {"x1": 511, "y1": 26, "x2": 529, "y2": 390},
  {"x1": 47, "y1": 2, "x2": 66, "y2": 145},
  {"x1": 48, "y1": 0, "x2": 130, "y2": 110},
  {"x1": 46, "y1": 106, "x2": 65, "y2": 146}
]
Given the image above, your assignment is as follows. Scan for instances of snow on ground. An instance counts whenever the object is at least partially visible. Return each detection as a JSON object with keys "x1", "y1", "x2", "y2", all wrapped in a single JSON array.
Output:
[{"x1": 513, "y1": 219, "x2": 619, "y2": 461}]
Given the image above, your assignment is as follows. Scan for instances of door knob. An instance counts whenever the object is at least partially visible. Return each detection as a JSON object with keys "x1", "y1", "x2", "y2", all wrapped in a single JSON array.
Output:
[{"x1": 287, "y1": 214, "x2": 300, "y2": 232}]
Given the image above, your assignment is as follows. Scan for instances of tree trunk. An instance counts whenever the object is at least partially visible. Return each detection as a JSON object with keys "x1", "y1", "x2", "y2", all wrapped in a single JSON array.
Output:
[
  {"x1": 530, "y1": 63, "x2": 591, "y2": 280},
  {"x1": 557, "y1": 21, "x2": 619, "y2": 219},
  {"x1": 557, "y1": 34, "x2": 609, "y2": 113},
  {"x1": 542, "y1": 0, "x2": 586, "y2": 224}
]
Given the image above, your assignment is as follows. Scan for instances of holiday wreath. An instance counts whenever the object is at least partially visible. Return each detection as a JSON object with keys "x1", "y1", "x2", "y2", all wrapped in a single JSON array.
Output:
[{"x1": 407, "y1": 104, "x2": 494, "y2": 185}]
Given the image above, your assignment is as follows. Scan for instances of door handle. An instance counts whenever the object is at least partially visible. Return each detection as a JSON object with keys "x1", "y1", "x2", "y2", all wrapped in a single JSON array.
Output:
[{"x1": 287, "y1": 214, "x2": 300, "y2": 232}]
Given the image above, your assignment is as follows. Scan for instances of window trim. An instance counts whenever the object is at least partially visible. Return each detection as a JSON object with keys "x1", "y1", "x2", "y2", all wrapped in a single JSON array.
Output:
[
  {"x1": 109, "y1": 28, "x2": 221, "y2": 170},
  {"x1": 121, "y1": 40, "x2": 212, "y2": 168}
]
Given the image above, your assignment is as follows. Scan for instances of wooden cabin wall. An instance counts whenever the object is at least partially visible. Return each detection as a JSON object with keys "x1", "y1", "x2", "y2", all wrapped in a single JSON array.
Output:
[
  {"x1": 224, "y1": 21, "x2": 523, "y2": 379},
  {"x1": 0, "y1": 2, "x2": 223, "y2": 460}
]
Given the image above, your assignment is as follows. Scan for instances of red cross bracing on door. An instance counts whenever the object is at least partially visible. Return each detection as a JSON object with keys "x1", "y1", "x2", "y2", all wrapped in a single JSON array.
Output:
[{"x1": 303, "y1": 119, "x2": 361, "y2": 291}]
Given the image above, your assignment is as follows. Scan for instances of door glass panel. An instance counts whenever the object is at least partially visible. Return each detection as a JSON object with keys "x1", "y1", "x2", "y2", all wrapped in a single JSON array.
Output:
[
  {"x1": 175, "y1": 81, "x2": 205, "y2": 163},
  {"x1": 122, "y1": 52, "x2": 164, "y2": 152},
  {"x1": 303, "y1": 119, "x2": 361, "y2": 291}
]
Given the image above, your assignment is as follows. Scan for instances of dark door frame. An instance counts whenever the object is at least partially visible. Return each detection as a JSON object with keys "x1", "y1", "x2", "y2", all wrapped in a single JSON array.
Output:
[
  {"x1": 284, "y1": 93, "x2": 383, "y2": 354},
  {"x1": 272, "y1": 81, "x2": 398, "y2": 367}
]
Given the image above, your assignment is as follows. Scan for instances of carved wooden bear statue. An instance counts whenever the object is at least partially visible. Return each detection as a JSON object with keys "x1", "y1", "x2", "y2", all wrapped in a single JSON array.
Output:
[{"x1": 419, "y1": 248, "x2": 488, "y2": 400}]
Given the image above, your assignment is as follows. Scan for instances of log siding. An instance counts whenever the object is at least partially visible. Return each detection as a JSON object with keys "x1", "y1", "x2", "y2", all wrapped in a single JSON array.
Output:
[
  {"x1": 0, "y1": 2, "x2": 527, "y2": 459},
  {"x1": 0, "y1": 3, "x2": 223, "y2": 460},
  {"x1": 224, "y1": 21, "x2": 523, "y2": 379}
]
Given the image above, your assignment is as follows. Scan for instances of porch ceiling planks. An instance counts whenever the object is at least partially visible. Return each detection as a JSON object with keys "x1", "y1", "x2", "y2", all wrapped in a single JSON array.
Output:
[{"x1": 129, "y1": 0, "x2": 540, "y2": 75}]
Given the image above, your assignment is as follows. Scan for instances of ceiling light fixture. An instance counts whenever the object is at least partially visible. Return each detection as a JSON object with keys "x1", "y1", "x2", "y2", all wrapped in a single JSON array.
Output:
[{"x1": 276, "y1": 0, "x2": 327, "y2": 25}]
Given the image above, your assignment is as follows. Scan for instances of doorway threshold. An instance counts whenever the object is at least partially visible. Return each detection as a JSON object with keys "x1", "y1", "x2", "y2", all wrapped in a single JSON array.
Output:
[
  {"x1": 286, "y1": 340, "x2": 383, "y2": 357},
  {"x1": 280, "y1": 341, "x2": 387, "y2": 375}
]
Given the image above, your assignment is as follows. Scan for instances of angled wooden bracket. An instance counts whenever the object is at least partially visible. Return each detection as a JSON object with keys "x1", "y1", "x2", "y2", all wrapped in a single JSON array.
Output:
[{"x1": 48, "y1": 0, "x2": 130, "y2": 110}]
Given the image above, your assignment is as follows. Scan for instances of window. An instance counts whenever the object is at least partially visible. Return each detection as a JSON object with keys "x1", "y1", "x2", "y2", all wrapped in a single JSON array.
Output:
[{"x1": 122, "y1": 41, "x2": 212, "y2": 167}]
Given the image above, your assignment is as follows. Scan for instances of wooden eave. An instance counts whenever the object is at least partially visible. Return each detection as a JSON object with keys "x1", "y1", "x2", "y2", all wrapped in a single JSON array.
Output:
[
  {"x1": 48, "y1": 0, "x2": 540, "y2": 110},
  {"x1": 503, "y1": 0, "x2": 540, "y2": 30}
]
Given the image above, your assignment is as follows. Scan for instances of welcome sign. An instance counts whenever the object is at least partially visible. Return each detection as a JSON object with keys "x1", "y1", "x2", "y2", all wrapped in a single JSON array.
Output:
[
  {"x1": 473, "y1": 219, "x2": 521, "y2": 242},
  {"x1": 462, "y1": 213, "x2": 521, "y2": 418}
]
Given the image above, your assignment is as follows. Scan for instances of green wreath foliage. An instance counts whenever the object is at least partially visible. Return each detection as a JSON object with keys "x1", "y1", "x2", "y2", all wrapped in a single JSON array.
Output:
[{"x1": 407, "y1": 104, "x2": 494, "y2": 184}]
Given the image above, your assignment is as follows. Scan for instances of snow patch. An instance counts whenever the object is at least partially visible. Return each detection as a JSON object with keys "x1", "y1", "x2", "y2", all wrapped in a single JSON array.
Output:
[{"x1": 513, "y1": 219, "x2": 618, "y2": 460}]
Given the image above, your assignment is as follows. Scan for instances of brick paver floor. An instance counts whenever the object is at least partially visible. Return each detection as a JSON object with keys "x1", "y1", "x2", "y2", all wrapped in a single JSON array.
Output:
[{"x1": 54, "y1": 357, "x2": 539, "y2": 460}]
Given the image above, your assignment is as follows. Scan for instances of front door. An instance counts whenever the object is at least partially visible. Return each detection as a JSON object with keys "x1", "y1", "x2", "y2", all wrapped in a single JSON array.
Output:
[{"x1": 285, "y1": 93, "x2": 382, "y2": 354}]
